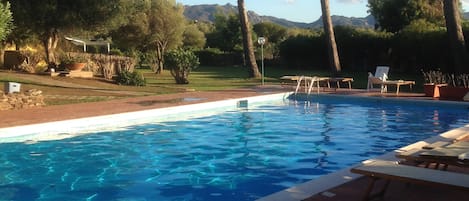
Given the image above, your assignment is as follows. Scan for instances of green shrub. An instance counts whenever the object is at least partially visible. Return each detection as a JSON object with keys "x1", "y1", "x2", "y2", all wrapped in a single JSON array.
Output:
[
  {"x1": 114, "y1": 70, "x2": 146, "y2": 86},
  {"x1": 109, "y1": 48, "x2": 124, "y2": 56},
  {"x1": 195, "y1": 48, "x2": 242, "y2": 66},
  {"x1": 164, "y1": 49, "x2": 200, "y2": 84}
]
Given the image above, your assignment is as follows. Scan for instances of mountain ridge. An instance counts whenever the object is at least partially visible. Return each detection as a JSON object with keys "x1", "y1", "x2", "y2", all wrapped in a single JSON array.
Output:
[{"x1": 183, "y1": 4, "x2": 375, "y2": 29}]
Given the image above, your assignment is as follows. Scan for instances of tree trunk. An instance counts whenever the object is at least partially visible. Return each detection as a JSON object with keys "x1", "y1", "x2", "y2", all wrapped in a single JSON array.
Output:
[
  {"x1": 43, "y1": 28, "x2": 59, "y2": 64},
  {"x1": 237, "y1": 0, "x2": 261, "y2": 78},
  {"x1": 443, "y1": 0, "x2": 468, "y2": 73},
  {"x1": 0, "y1": 43, "x2": 5, "y2": 68},
  {"x1": 321, "y1": 0, "x2": 342, "y2": 75},
  {"x1": 155, "y1": 42, "x2": 165, "y2": 74}
]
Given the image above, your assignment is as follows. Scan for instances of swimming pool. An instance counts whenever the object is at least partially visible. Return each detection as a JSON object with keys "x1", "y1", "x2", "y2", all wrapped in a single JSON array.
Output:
[{"x1": 0, "y1": 94, "x2": 468, "y2": 201}]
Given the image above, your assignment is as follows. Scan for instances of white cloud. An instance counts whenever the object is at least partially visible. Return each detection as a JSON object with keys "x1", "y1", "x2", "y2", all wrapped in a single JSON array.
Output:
[
  {"x1": 336, "y1": 0, "x2": 363, "y2": 4},
  {"x1": 285, "y1": 0, "x2": 296, "y2": 5}
]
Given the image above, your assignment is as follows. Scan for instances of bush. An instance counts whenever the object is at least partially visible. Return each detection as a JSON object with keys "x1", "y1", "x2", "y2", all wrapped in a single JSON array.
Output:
[
  {"x1": 279, "y1": 34, "x2": 328, "y2": 70},
  {"x1": 164, "y1": 49, "x2": 199, "y2": 84},
  {"x1": 109, "y1": 48, "x2": 124, "y2": 56},
  {"x1": 114, "y1": 70, "x2": 146, "y2": 86},
  {"x1": 195, "y1": 48, "x2": 242, "y2": 66}
]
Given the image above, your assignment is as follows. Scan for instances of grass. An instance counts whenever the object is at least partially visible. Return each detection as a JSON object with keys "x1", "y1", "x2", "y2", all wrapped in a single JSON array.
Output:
[
  {"x1": 142, "y1": 66, "x2": 260, "y2": 91},
  {"x1": 0, "y1": 66, "x2": 424, "y2": 106}
]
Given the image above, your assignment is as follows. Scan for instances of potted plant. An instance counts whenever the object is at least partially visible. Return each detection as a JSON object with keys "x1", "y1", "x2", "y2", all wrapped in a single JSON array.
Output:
[
  {"x1": 59, "y1": 53, "x2": 88, "y2": 71},
  {"x1": 422, "y1": 69, "x2": 469, "y2": 100},
  {"x1": 421, "y1": 69, "x2": 447, "y2": 98},
  {"x1": 438, "y1": 73, "x2": 469, "y2": 100}
]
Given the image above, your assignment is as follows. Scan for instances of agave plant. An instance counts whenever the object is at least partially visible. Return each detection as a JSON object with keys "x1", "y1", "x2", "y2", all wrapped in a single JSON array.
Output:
[
  {"x1": 421, "y1": 69, "x2": 446, "y2": 85},
  {"x1": 422, "y1": 69, "x2": 469, "y2": 88}
]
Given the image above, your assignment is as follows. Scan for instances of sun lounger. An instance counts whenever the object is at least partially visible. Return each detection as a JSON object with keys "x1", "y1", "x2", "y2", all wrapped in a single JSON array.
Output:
[
  {"x1": 324, "y1": 77, "x2": 354, "y2": 90},
  {"x1": 396, "y1": 140, "x2": 469, "y2": 168},
  {"x1": 351, "y1": 160, "x2": 469, "y2": 201},
  {"x1": 367, "y1": 66, "x2": 415, "y2": 95},
  {"x1": 285, "y1": 76, "x2": 320, "y2": 94},
  {"x1": 367, "y1": 66, "x2": 389, "y2": 93},
  {"x1": 281, "y1": 75, "x2": 354, "y2": 94},
  {"x1": 380, "y1": 80, "x2": 415, "y2": 95}
]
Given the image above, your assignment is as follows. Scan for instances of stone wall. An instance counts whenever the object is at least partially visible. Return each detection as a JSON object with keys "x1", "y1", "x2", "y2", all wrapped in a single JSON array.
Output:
[{"x1": 0, "y1": 89, "x2": 46, "y2": 110}]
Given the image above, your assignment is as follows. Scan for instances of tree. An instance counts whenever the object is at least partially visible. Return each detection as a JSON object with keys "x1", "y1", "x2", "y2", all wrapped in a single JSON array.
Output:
[
  {"x1": 0, "y1": 1, "x2": 13, "y2": 42},
  {"x1": 9, "y1": 0, "x2": 133, "y2": 64},
  {"x1": 443, "y1": 0, "x2": 468, "y2": 73},
  {"x1": 206, "y1": 13, "x2": 242, "y2": 52},
  {"x1": 183, "y1": 23, "x2": 206, "y2": 49},
  {"x1": 164, "y1": 49, "x2": 200, "y2": 84},
  {"x1": 147, "y1": 0, "x2": 186, "y2": 74},
  {"x1": 0, "y1": 1, "x2": 13, "y2": 68},
  {"x1": 253, "y1": 22, "x2": 288, "y2": 59},
  {"x1": 109, "y1": 0, "x2": 152, "y2": 53},
  {"x1": 368, "y1": 0, "x2": 444, "y2": 33},
  {"x1": 110, "y1": 0, "x2": 185, "y2": 74},
  {"x1": 237, "y1": 0, "x2": 261, "y2": 78},
  {"x1": 321, "y1": 0, "x2": 341, "y2": 74},
  {"x1": 253, "y1": 22, "x2": 288, "y2": 44}
]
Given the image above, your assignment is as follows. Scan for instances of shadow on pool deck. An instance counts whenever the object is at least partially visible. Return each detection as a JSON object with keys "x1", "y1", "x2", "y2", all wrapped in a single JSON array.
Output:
[{"x1": 1, "y1": 85, "x2": 464, "y2": 201}]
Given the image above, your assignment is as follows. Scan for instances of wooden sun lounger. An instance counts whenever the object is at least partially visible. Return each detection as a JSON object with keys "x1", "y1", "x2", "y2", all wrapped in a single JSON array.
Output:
[
  {"x1": 396, "y1": 141, "x2": 469, "y2": 168},
  {"x1": 351, "y1": 160, "x2": 469, "y2": 201},
  {"x1": 382, "y1": 80, "x2": 415, "y2": 95},
  {"x1": 372, "y1": 79, "x2": 415, "y2": 95},
  {"x1": 280, "y1": 76, "x2": 354, "y2": 91}
]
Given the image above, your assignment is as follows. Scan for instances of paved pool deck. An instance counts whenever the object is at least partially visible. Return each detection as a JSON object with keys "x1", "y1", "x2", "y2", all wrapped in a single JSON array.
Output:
[{"x1": 1, "y1": 85, "x2": 466, "y2": 201}]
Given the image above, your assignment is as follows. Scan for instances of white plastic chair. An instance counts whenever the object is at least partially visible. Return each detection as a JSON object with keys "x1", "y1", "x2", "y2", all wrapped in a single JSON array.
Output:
[{"x1": 367, "y1": 66, "x2": 389, "y2": 93}]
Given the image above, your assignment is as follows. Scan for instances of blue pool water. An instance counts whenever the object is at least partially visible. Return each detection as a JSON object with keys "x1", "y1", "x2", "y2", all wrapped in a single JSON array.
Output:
[{"x1": 1, "y1": 95, "x2": 469, "y2": 201}]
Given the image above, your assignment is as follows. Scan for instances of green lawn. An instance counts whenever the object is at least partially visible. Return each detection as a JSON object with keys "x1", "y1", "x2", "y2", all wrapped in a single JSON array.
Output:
[
  {"x1": 1, "y1": 66, "x2": 424, "y2": 106},
  {"x1": 141, "y1": 66, "x2": 401, "y2": 91}
]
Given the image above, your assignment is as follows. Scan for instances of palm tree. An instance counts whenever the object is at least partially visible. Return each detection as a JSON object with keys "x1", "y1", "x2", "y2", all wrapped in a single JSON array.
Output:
[
  {"x1": 237, "y1": 0, "x2": 261, "y2": 78},
  {"x1": 443, "y1": 0, "x2": 468, "y2": 73},
  {"x1": 320, "y1": 0, "x2": 341, "y2": 74}
]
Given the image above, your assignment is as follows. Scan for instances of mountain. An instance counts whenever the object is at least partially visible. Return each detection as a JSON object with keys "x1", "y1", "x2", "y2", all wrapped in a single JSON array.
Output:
[
  {"x1": 310, "y1": 15, "x2": 375, "y2": 28},
  {"x1": 183, "y1": 4, "x2": 374, "y2": 29}
]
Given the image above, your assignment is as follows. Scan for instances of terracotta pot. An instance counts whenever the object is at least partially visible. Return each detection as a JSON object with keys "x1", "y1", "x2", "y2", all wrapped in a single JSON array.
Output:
[
  {"x1": 423, "y1": 84, "x2": 436, "y2": 97},
  {"x1": 438, "y1": 86, "x2": 469, "y2": 100},
  {"x1": 423, "y1": 83, "x2": 447, "y2": 98},
  {"x1": 65, "y1": 63, "x2": 86, "y2": 71}
]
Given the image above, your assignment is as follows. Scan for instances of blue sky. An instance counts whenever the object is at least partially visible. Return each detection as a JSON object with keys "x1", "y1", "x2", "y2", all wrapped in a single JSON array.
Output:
[{"x1": 178, "y1": 0, "x2": 469, "y2": 23}]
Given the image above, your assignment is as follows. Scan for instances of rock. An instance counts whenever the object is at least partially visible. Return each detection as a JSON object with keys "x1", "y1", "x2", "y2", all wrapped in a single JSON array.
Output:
[
  {"x1": 26, "y1": 89, "x2": 42, "y2": 96},
  {"x1": 0, "y1": 89, "x2": 45, "y2": 110}
]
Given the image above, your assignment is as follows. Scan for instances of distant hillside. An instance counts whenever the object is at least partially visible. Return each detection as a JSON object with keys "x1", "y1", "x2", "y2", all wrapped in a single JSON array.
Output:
[
  {"x1": 310, "y1": 15, "x2": 375, "y2": 28},
  {"x1": 464, "y1": 12, "x2": 469, "y2": 20},
  {"x1": 183, "y1": 4, "x2": 374, "y2": 29}
]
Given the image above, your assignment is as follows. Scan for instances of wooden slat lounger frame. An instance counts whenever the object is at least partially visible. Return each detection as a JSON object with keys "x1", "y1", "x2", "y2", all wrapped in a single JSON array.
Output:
[{"x1": 351, "y1": 160, "x2": 469, "y2": 201}]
